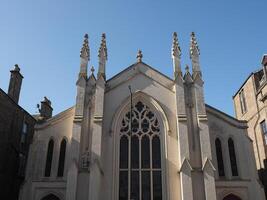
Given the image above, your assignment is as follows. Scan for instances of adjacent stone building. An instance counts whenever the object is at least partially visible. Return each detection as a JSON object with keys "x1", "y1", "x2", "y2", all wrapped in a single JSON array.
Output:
[
  {"x1": 0, "y1": 65, "x2": 36, "y2": 200},
  {"x1": 20, "y1": 33, "x2": 265, "y2": 200},
  {"x1": 233, "y1": 54, "x2": 267, "y2": 196}
]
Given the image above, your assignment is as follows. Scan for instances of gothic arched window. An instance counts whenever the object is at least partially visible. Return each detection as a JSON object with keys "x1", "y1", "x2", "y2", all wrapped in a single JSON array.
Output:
[
  {"x1": 215, "y1": 138, "x2": 225, "y2": 177},
  {"x1": 119, "y1": 101, "x2": 162, "y2": 200},
  {"x1": 45, "y1": 139, "x2": 54, "y2": 177},
  {"x1": 57, "y1": 139, "x2": 67, "y2": 177},
  {"x1": 223, "y1": 194, "x2": 242, "y2": 200},
  {"x1": 228, "y1": 138, "x2": 238, "y2": 176}
]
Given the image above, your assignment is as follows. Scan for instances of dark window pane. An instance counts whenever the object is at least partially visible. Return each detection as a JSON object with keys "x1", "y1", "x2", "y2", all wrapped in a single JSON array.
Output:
[
  {"x1": 142, "y1": 171, "x2": 151, "y2": 200},
  {"x1": 131, "y1": 136, "x2": 139, "y2": 169},
  {"x1": 131, "y1": 171, "x2": 139, "y2": 200},
  {"x1": 146, "y1": 111, "x2": 154, "y2": 119},
  {"x1": 152, "y1": 136, "x2": 161, "y2": 168},
  {"x1": 120, "y1": 136, "x2": 129, "y2": 169},
  {"x1": 135, "y1": 101, "x2": 144, "y2": 112},
  {"x1": 119, "y1": 171, "x2": 128, "y2": 200},
  {"x1": 153, "y1": 171, "x2": 162, "y2": 200},
  {"x1": 57, "y1": 139, "x2": 66, "y2": 177},
  {"x1": 228, "y1": 138, "x2": 238, "y2": 176},
  {"x1": 215, "y1": 138, "x2": 225, "y2": 177},
  {"x1": 152, "y1": 119, "x2": 160, "y2": 133},
  {"x1": 141, "y1": 119, "x2": 149, "y2": 133},
  {"x1": 260, "y1": 120, "x2": 267, "y2": 144},
  {"x1": 45, "y1": 139, "x2": 54, "y2": 177},
  {"x1": 239, "y1": 89, "x2": 247, "y2": 114},
  {"x1": 261, "y1": 120, "x2": 267, "y2": 134},
  {"x1": 142, "y1": 135, "x2": 150, "y2": 168},
  {"x1": 132, "y1": 119, "x2": 139, "y2": 133}
]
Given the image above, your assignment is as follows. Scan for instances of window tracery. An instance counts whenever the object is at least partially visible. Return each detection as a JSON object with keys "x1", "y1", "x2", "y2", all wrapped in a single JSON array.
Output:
[{"x1": 119, "y1": 101, "x2": 162, "y2": 200}]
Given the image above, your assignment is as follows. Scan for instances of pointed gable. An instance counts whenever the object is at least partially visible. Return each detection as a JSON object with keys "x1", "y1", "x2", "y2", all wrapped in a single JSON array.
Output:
[{"x1": 106, "y1": 62, "x2": 174, "y2": 92}]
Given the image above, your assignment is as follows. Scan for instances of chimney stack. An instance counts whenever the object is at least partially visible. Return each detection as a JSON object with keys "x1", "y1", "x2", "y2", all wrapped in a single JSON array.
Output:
[
  {"x1": 8, "y1": 64, "x2": 23, "y2": 104},
  {"x1": 262, "y1": 55, "x2": 267, "y2": 67},
  {"x1": 39, "y1": 97, "x2": 53, "y2": 120}
]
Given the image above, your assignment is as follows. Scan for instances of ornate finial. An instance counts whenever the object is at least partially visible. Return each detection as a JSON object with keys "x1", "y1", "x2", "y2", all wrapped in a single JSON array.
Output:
[
  {"x1": 90, "y1": 66, "x2": 95, "y2": 74},
  {"x1": 185, "y1": 65, "x2": 190, "y2": 73},
  {"x1": 80, "y1": 33, "x2": 90, "y2": 60},
  {"x1": 98, "y1": 33, "x2": 107, "y2": 60},
  {"x1": 190, "y1": 32, "x2": 200, "y2": 58},
  {"x1": 172, "y1": 32, "x2": 181, "y2": 58},
  {"x1": 14, "y1": 64, "x2": 20, "y2": 72},
  {"x1": 43, "y1": 96, "x2": 51, "y2": 105},
  {"x1": 137, "y1": 50, "x2": 143, "y2": 62}
]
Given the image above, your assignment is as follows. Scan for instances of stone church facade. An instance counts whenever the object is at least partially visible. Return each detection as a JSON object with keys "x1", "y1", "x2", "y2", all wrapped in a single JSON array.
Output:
[{"x1": 20, "y1": 33, "x2": 265, "y2": 200}]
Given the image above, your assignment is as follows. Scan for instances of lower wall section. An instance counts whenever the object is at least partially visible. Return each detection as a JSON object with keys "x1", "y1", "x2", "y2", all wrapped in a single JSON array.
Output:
[
  {"x1": 215, "y1": 179, "x2": 262, "y2": 200},
  {"x1": 20, "y1": 180, "x2": 66, "y2": 200}
]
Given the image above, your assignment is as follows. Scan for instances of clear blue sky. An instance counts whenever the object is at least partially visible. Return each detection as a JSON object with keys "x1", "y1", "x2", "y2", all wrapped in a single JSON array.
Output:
[{"x1": 0, "y1": 0, "x2": 266, "y2": 116}]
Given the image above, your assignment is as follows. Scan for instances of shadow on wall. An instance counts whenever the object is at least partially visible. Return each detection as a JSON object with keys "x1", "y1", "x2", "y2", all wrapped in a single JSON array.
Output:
[{"x1": 258, "y1": 159, "x2": 267, "y2": 199}]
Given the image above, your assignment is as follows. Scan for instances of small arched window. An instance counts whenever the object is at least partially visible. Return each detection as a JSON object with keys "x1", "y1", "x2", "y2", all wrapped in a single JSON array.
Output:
[
  {"x1": 228, "y1": 138, "x2": 238, "y2": 176},
  {"x1": 215, "y1": 138, "x2": 225, "y2": 177},
  {"x1": 45, "y1": 139, "x2": 54, "y2": 177},
  {"x1": 57, "y1": 139, "x2": 67, "y2": 177}
]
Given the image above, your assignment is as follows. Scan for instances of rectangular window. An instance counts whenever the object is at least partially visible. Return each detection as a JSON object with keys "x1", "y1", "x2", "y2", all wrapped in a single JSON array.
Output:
[
  {"x1": 239, "y1": 89, "x2": 247, "y2": 114},
  {"x1": 21, "y1": 122, "x2": 28, "y2": 144},
  {"x1": 22, "y1": 122, "x2": 27, "y2": 134},
  {"x1": 260, "y1": 120, "x2": 267, "y2": 144}
]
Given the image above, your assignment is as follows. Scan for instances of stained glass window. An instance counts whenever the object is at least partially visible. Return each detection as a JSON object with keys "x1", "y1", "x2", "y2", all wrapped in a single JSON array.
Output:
[{"x1": 119, "y1": 101, "x2": 162, "y2": 200}]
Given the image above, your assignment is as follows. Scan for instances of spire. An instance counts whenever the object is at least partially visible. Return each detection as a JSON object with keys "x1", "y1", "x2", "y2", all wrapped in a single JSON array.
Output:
[
  {"x1": 189, "y1": 32, "x2": 201, "y2": 77},
  {"x1": 184, "y1": 64, "x2": 193, "y2": 84},
  {"x1": 185, "y1": 65, "x2": 190, "y2": 74},
  {"x1": 98, "y1": 33, "x2": 107, "y2": 60},
  {"x1": 91, "y1": 66, "x2": 95, "y2": 74},
  {"x1": 172, "y1": 32, "x2": 181, "y2": 58},
  {"x1": 172, "y1": 32, "x2": 182, "y2": 78},
  {"x1": 98, "y1": 33, "x2": 108, "y2": 79},
  {"x1": 79, "y1": 34, "x2": 90, "y2": 78},
  {"x1": 80, "y1": 34, "x2": 90, "y2": 60},
  {"x1": 137, "y1": 50, "x2": 143, "y2": 62},
  {"x1": 88, "y1": 66, "x2": 96, "y2": 84},
  {"x1": 190, "y1": 32, "x2": 200, "y2": 58}
]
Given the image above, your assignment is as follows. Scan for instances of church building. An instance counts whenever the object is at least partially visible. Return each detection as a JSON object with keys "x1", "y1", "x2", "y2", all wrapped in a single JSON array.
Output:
[{"x1": 20, "y1": 33, "x2": 265, "y2": 200}]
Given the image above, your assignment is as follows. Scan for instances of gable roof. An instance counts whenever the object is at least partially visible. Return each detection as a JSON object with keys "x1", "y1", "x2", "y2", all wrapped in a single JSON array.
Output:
[
  {"x1": 205, "y1": 104, "x2": 247, "y2": 129},
  {"x1": 35, "y1": 106, "x2": 75, "y2": 130},
  {"x1": 106, "y1": 61, "x2": 174, "y2": 92},
  {"x1": 0, "y1": 88, "x2": 36, "y2": 121},
  {"x1": 232, "y1": 68, "x2": 262, "y2": 98}
]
